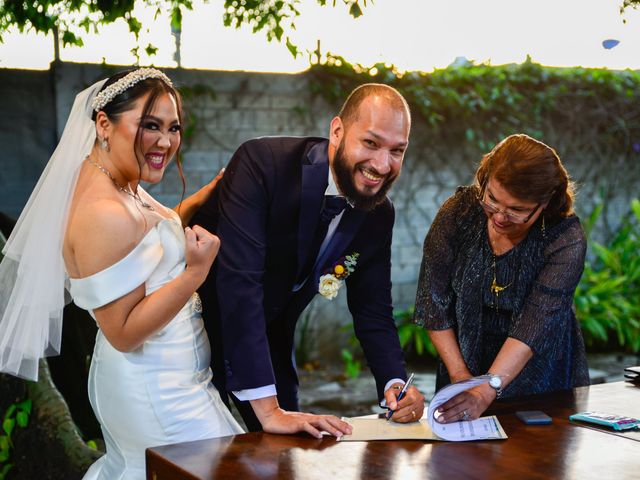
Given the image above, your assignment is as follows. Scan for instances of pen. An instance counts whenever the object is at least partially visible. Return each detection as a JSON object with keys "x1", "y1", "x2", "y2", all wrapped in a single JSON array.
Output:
[{"x1": 386, "y1": 372, "x2": 415, "y2": 421}]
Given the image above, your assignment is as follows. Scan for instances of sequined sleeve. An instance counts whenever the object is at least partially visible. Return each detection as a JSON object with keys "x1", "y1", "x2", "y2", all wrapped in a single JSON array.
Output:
[
  {"x1": 414, "y1": 187, "x2": 473, "y2": 330},
  {"x1": 508, "y1": 218, "x2": 586, "y2": 354}
]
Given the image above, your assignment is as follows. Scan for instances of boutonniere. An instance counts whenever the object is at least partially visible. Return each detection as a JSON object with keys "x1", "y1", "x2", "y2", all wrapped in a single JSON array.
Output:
[{"x1": 318, "y1": 253, "x2": 360, "y2": 300}]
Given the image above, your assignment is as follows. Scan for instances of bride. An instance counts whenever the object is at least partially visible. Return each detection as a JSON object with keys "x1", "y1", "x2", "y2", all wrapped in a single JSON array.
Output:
[
  {"x1": 1, "y1": 67, "x2": 351, "y2": 479},
  {"x1": 0, "y1": 68, "x2": 243, "y2": 479}
]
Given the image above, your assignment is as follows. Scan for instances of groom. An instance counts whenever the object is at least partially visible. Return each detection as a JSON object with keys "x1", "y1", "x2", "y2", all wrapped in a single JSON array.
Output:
[{"x1": 193, "y1": 83, "x2": 424, "y2": 433}]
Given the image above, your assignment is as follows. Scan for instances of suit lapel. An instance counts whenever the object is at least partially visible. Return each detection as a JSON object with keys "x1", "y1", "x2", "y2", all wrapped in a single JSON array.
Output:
[
  {"x1": 296, "y1": 142, "x2": 329, "y2": 280},
  {"x1": 312, "y1": 207, "x2": 367, "y2": 281}
]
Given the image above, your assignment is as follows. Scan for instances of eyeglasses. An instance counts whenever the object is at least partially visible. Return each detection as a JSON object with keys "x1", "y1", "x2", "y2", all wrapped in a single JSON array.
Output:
[{"x1": 478, "y1": 195, "x2": 540, "y2": 224}]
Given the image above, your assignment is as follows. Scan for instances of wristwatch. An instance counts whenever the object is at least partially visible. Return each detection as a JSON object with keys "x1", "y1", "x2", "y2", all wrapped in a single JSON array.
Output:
[{"x1": 487, "y1": 373, "x2": 503, "y2": 398}]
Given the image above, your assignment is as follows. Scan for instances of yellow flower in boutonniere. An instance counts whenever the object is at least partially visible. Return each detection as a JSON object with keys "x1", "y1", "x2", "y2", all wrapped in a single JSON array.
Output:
[{"x1": 318, "y1": 252, "x2": 360, "y2": 300}]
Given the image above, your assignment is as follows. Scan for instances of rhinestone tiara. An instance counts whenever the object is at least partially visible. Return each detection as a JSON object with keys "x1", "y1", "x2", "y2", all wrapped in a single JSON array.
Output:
[{"x1": 91, "y1": 67, "x2": 174, "y2": 112}]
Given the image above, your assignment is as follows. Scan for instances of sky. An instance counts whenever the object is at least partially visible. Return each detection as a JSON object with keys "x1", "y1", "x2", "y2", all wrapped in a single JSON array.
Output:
[{"x1": 1, "y1": 0, "x2": 640, "y2": 72}]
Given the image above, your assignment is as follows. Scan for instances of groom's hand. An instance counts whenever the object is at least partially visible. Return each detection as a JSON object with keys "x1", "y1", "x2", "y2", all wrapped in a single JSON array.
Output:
[
  {"x1": 384, "y1": 383, "x2": 425, "y2": 423},
  {"x1": 250, "y1": 396, "x2": 353, "y2": 439}
]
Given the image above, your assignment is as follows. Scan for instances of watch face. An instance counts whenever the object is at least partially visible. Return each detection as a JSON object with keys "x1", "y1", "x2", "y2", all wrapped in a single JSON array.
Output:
[{"x1": 489, "y1": 376, "x2": 502, "y2": 389}]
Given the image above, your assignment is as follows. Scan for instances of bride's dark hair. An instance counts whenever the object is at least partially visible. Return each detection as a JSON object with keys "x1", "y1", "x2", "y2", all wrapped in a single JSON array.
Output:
[{"x1": 92, "y1": 69, "x2": 186, "y2": 200}]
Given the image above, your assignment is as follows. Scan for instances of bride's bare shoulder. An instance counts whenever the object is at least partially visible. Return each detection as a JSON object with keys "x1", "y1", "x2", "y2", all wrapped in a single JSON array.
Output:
[{"x1": 65, "y1": 197, "x2": 142, "y2": 278}]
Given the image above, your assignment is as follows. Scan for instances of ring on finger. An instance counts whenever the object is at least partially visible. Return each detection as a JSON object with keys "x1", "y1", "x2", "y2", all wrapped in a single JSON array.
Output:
[
  {"x1": 461, "y1": 410, "x2": 471, "y2": 421},
  {"x1": 411, "y1": 410, "x2": 416, "y2": 419},
  {"x1": 392, "y1": 385, "x2": 403, "y2": 390}
]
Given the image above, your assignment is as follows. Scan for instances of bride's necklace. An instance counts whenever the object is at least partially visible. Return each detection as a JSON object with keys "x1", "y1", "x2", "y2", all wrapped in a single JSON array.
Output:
[{"x1": 87, "y1": 157, "x2": 154, "y2": 211}]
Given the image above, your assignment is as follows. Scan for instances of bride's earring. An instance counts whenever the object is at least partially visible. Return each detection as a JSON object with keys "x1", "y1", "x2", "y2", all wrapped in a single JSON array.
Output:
[{"x1": 100, "y1": 137, "x2": 110, "y2": 152}]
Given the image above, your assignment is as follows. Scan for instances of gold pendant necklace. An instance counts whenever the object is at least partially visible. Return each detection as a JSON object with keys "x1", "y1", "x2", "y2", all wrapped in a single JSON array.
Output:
[
  {"x1": 490, "y1": 253, "x2": 511, "y2": 305},
  {"x1": 87, "y1": 157, "x2": 154, "y2": 211}
]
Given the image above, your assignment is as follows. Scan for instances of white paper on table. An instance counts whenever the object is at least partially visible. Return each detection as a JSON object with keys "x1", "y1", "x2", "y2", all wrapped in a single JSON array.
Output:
[
  {"x1": 339, "y1": 375, "x2": 507, "y2": 442},
  {"x1": 428, "y1": 415, "x2": 506, "y2": 441},
  {"x1": 428, "y1": 375, "x2": 507, "y2": 441}
]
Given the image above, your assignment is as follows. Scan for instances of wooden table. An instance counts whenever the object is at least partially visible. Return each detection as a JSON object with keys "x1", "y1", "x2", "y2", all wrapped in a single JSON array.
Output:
[{"x1": 146, "y1": 382, "x2": 640, "y2": 480}]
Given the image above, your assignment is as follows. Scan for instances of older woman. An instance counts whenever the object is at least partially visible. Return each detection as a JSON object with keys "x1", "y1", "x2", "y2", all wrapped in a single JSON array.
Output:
[{"x1": 415, "y1": 134, "x2": 589, "y2": 423}]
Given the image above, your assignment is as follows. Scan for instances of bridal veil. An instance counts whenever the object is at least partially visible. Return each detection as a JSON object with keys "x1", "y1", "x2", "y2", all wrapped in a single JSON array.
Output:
[{"x1": 0, "y1": 79, "x2": 106, "y2": 380}]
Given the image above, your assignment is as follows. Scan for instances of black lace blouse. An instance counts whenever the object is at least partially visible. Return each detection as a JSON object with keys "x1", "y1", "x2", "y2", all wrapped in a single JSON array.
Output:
[{"x1": 414, "y1": 186, "x2": 590, "y2": 398}]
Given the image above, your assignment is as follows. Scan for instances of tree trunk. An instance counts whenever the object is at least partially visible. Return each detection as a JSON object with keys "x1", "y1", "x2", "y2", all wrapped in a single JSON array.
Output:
[{"x1": 1, "y1": 360, "x2": 102, "y2": 479}]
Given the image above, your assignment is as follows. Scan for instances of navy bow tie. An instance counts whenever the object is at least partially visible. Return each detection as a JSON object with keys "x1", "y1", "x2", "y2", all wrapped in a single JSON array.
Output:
[
  {"x1": 297, "y1": 195, "x2": 349, "y2": 284},
  {"x1": 320, "y1": 196, "x2": 348, "y2": 223}
]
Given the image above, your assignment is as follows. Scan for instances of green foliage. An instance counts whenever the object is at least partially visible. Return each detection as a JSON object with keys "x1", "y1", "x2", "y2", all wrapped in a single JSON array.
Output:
[
  {"x1": 295, "y1": 306, "x2": 314, "y2": 367},
  {"x1": 621, "y1": 0, "x2": 640, "y2": 15},
  {"x1": 575, "y1": 199, "x2": 640, "y2": 352},
  {"x1": 339, "y1": 323, "x2": 363, "y2": 378},
  {"x1": 223, "y1": 0, "x2": 368, "y2": 53},
  {"x1": 307, "y1": 55, "x2": 640, "y2": 158},
  {"x1": 1, "y1": 0, "x2": 133, "y2": 44},
  {"x1": 0, "y1": 0, "x2": 369, "y2": 60},
  {"x1": 394, "y1": 307, "x2": 437, "y2": 358},
  {"x1": 223, "y1": 0, "x2": 301, "y2": 42},
  {"x1": 0, "y1": 0, "x2": 172, "y2": 59},
  {"x1": 340, "y1": 348, "x2": 361, "y2": 379},
  {"x1": 0, "y1": 399, "x2": 32, "y2": 480},
  {"x1": 338, "y1": 306, "x2": 436, "y2": 379}
]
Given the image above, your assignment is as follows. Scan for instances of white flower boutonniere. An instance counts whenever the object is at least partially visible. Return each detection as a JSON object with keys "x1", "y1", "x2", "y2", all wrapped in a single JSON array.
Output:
[
  {"x1": 318, "y1": 274, "x2": 342, "y2": 300},
  {"x1": 318, "y1": 253, "x2": 360, "y2": 300}
]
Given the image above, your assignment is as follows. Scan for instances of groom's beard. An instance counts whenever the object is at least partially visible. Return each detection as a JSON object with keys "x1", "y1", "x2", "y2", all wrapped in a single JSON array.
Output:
[{"x1": 332, "y1": 141, "x2": 398, "y2": 211}]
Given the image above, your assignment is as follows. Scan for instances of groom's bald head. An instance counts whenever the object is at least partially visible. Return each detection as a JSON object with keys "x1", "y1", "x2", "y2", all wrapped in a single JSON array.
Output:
[{"x1": 338, "y1": 83, "x2": 411, "y2": 131}]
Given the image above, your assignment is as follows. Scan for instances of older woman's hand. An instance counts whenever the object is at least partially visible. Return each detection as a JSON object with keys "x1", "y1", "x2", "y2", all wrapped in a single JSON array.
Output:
[{"x1": 434, "y1": 384, "x2": 496, "y2": 423}]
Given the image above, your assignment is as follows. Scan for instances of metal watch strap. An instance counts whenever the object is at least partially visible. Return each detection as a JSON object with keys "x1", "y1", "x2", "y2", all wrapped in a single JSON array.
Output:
[{"x1": 487, "y1": 373, "x2": 503, "y2": 398}]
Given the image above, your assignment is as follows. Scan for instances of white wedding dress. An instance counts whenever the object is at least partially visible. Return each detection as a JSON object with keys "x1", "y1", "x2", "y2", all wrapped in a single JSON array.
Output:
[{"x1": 68, "y1": 212, "x2": 243, "y2": 480}]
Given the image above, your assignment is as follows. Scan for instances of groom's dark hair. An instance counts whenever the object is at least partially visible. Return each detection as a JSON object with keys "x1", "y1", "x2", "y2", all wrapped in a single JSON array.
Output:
[{"x1": 338, "y1": 83, "x2": 411, "y2": 129}]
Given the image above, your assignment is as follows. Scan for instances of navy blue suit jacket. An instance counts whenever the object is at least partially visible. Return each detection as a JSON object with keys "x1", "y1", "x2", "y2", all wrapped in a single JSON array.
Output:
[{"x1": 192, "y1": 136, "x2": 406, "y2": 407}]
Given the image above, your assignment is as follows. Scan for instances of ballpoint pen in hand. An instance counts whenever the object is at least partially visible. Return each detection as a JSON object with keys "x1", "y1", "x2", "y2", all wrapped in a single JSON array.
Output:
[{"x1": 386, "y1": 372, "x2": 415, "y2": 421}]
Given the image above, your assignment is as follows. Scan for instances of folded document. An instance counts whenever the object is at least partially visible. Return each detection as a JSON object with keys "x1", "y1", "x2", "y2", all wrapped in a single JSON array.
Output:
[{"x1": 340, "y1": 375, "x2": 507, "y2": 442}]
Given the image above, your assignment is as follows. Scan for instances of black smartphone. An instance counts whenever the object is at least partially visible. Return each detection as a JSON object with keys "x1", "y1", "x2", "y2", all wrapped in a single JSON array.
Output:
[{"x1": 516, "y1": 410, "x2": 552, "y2": 425}]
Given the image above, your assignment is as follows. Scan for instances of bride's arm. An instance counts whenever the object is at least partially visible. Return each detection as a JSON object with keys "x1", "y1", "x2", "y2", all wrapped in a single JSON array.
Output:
[
  {"x1": 173, "y1": 169, "x2": 224, "y2": 227},
  {"x1": 68, "y1": 200, "x2": 218, "y2": 351}
]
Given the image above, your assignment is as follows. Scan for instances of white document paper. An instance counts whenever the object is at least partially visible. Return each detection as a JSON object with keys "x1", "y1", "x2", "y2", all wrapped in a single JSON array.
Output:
[
  {"x1": 340, "y1": 375, "x2": 507, "y2": 442},
  {"x1": 428, "y1": 375, "x2": 507, "y2": 441}
]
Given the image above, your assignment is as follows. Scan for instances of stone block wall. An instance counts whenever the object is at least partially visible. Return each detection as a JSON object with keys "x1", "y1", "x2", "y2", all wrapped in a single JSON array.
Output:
[
  {"x1": 0, "y1": 62, "x2": 634, "y2": 365},
  {"x1": 0, "y1": 68, "x2": 57, "y2": 218}
]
